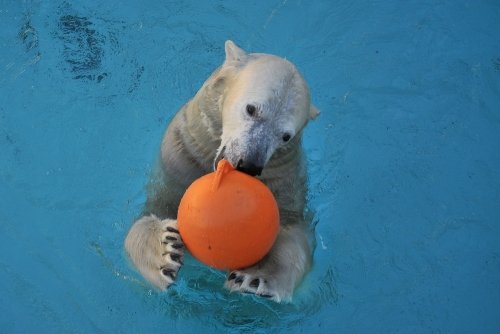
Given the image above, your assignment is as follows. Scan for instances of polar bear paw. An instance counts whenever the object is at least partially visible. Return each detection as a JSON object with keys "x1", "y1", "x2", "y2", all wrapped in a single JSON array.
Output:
[
  {"x1": 125, "y1": 215, "x2": 184, "y2": 290},
  {"x1": 224, "y1": 268, "x2": 292, "y2": 303}
]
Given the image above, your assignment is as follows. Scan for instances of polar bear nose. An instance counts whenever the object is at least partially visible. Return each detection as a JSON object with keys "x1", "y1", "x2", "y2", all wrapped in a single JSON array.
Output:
[{"x1": 236, "y1": 159, "x2": 263, "y2": 176}]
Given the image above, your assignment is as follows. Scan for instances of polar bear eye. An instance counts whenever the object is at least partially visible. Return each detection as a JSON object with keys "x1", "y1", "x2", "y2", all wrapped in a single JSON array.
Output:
[
  {"x1": 246, "y1": 104, "x2": 256, "y2": 116},
  {"x1": 282, "y1": 133, "x2": 292, "y2": 142}
]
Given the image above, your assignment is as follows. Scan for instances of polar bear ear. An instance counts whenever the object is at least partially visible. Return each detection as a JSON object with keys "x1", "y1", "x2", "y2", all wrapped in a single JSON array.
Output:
[
  {"x1": 309, "y1": 104, "x2": 320, "y2": 120},
  {"x1": 224, "y1": 40, "x2": 247, "y2": 63}
]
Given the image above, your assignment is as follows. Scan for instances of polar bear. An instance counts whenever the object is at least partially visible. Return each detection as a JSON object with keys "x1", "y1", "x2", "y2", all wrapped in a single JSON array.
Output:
[{"x1": 125, "y1": 40, "x2": 319, "y2": 302}]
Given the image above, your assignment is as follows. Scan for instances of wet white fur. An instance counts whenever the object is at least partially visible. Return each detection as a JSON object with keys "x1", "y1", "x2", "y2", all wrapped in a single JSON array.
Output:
[{"x1": 125, "y1": 40, "x2": 318, "y2": 302}]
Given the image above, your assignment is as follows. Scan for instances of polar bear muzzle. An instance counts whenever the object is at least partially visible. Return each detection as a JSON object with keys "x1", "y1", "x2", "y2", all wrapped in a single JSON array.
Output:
[
  {"x1": 236, "y1": 159, "x2": 264, "y2": 176},
  {"x1": 213, "y1": 142, "x2": 266, "y2": 176}
]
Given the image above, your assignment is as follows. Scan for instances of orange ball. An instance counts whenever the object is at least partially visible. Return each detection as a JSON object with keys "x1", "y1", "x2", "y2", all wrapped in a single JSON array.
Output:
[{"x1": 177, "y1": 160, "x2": 280, "y2": 270}]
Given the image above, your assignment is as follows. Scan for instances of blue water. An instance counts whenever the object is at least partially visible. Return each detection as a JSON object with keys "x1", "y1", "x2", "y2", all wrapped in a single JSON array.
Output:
[{"x1": 1, "y1": 0, "x2": 499, "y2": 333}]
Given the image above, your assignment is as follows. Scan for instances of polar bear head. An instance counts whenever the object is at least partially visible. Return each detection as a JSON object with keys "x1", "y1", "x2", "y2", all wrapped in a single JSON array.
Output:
[{"x1": 213, "y1": 41, "x2": 319, "y2": 176}]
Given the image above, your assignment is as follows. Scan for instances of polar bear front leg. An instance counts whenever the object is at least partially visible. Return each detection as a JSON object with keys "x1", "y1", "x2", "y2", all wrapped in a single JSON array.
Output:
[
  {"x1": 125, "y1": 215, "x2": 184, "y2": 289},
  {"x1": 224, "y1": 224, "x2": 312, "y2": 302}
]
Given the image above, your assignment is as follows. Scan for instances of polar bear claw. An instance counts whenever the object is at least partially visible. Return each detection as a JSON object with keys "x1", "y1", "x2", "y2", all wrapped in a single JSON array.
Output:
[{"x1": 226, "y1": 271, "x2": 278, "y2": 300}]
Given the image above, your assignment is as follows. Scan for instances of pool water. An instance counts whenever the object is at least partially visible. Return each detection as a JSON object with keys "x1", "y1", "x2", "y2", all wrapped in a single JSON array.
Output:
[{"x1": 1, "y1": 0, "x2": 499, "y2": 333}]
